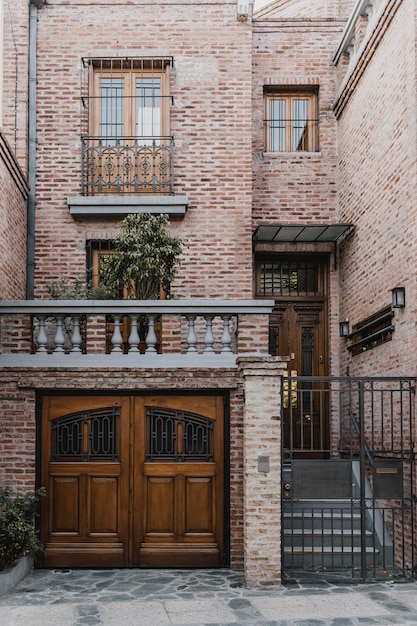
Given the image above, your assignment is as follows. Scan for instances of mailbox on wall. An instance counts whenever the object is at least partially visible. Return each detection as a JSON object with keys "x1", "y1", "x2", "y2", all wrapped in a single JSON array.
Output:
[{"x1": 373, "y1": 460, "x2": 403, "y2": 499}]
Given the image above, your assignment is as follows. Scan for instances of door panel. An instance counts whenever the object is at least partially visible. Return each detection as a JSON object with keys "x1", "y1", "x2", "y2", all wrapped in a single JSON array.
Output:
[
  {"x1": 144, "y1": 476, "x2": 175, "y2": 534},
  {"x1": 137, "y1": 396, "x2": 224, "y2": 567},
  {"x1": 185, "y1": 477, "x2": 213, "y2": 533},
  {"x1": 88, "y1": 477, "x2": 119, "y2": 534},
  {"x1": 42, "y1": 396, "x2": 129, "y2": 567},
  {"x1": 41, "y1": 394, "x2": 224, "y2": 568},
  {"x1": 49, "y1": 476, "x2": 79, "y2": 533}
]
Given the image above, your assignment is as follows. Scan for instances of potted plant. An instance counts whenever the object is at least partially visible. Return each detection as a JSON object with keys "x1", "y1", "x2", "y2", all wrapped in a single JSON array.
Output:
[{"x1": 0, "y1": 488, "x2": 45, "y2": 595}]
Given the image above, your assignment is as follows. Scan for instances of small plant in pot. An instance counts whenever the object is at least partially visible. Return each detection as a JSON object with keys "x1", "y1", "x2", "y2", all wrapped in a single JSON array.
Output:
[{"x1": 0, "y1": 488, "x2": 45, "y2": 571}]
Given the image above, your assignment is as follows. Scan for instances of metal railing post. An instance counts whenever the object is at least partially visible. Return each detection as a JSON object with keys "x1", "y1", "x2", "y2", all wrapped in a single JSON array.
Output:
[{"x1": 358, "y1": 380, "x2": 367, "y2": 582}]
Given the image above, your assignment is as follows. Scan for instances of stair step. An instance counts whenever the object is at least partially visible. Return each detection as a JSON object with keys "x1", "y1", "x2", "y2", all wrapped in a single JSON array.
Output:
[
  {"x1": 284, "y1": 529, "x2": 371, "y2": 536},
  {"x1": 284, "y1": 546, "x2": 378, "y2": 554},
  {"x1": 284, "y1": 510, "x2": 361, "y2": 516},
  {"x1": 285, "y1": 499, "x2": 355, "y2": 502}
]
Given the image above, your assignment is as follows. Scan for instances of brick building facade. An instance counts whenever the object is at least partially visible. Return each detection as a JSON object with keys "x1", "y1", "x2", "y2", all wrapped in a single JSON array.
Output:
[{"x1": 1, "y1": 0, "x2": 416, "y2": 586}]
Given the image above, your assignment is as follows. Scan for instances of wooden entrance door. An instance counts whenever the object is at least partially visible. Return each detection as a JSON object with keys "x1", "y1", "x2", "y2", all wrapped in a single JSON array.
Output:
[
  {"x1": 41, "y1": 395, "x2": 224, "y2": 568},
  {"x1": 256, "y1": 254, "x2": 329, "y2": 456},
  {"x1": 270, "y1": 302, "x2": 328, "y2": 455}
]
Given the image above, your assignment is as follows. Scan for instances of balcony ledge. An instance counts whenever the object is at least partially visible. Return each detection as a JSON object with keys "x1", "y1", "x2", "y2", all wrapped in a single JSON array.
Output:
[
  {"x1": 0, "y1": 353, "x2": 240, "y2": 369},
  {"x1": 0, "y1": 299, "x2": 274, "y2": 362},
  {"x1": 67, "y1": 195, "x2": 188, "y2": 218}
]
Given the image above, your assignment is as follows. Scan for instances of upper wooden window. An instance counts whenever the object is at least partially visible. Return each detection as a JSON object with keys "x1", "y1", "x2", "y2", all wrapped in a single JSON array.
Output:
[
  {"x1": 88, "y1": 58, "x2": 171, "y2": 140},
  {"x1": 80, "y1": 58, "x2": 174, "y2": 195},
  {"x1": 264, "y1": 89, "x2": 319, "y2": 152}
]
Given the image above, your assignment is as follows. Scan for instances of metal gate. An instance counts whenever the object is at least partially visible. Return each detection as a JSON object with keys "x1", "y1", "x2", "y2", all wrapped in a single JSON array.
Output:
[{"x1": 282, "y1": 376, "x2": 416, "y2": 582}]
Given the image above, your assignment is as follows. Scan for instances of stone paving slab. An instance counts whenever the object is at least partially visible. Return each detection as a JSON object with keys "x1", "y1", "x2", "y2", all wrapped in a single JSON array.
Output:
[
  {"x1": 0, "y1": 569, "x2": 416, "y2": 626},
  {"x1": 251, "y1": 593, "x2": 393, "y2": 621},
  {"x1": 1, "y1": 604, "x2": 75, "y2": 625},
  {"x1": 100, "y1": 600, "x2": 170, "y2": 625}
]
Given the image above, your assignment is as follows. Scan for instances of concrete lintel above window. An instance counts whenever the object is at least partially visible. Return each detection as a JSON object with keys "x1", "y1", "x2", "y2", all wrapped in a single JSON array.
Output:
[{"x1": 67, "y1": 195, "x2": 188, "y2": 218}]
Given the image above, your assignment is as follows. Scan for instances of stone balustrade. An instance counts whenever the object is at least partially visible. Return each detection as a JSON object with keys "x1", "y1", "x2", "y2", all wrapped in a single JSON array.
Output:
[{"x1": 0, "y1": 299, "x2": 274, "y2": 367}]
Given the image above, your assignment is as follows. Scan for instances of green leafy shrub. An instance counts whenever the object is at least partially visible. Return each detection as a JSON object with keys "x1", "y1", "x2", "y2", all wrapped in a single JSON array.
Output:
[
  {"x1": 99, "y1": 213, "x2": 184, "y2": 299},
  {"x1": 0, "y1": 488, "x2": 45, "y2": 571},
  {"x1": 47, "y1": 275, "x2": 91, "y2": 300}
]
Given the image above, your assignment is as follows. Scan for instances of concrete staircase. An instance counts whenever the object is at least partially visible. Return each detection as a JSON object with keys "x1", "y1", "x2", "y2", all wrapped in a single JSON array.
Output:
[{"x1": 283, "y1": 462, "x2": 393, "y2": 570}]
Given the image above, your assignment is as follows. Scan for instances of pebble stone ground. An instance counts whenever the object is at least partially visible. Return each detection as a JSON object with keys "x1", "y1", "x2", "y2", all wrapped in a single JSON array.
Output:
[{"x1": 0, "y1": 568, "x2": 417, "y2": 626}]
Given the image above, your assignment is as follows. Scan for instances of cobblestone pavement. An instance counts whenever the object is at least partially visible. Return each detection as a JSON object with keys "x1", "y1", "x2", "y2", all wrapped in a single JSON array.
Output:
[{"x1": 1, "y1": 568, "x2": 417, "y2": 625}]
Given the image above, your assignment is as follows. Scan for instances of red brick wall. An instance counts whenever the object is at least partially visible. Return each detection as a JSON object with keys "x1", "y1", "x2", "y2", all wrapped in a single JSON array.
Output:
[
  {"x1": 252, "y1": 16, "x2": 346, "y2": 376},
  {"x1": 0, "y1": 133, "x2": 28, "y2": 300},
  {"x1": 255, "y1": 0, "x2": 356, "y2": 19},
  {"x1": 252, "y1": 19, "x2": 344, "y2": 226},
  {"x1": 2, "y1": 0, "x2": 29, "y2": 173},
  {"x1": 335, "y1": 0, "x2": 416, "y2": 377},
  {"x1": 33, "y1": 0, "x2": 254, "y2": 300}
]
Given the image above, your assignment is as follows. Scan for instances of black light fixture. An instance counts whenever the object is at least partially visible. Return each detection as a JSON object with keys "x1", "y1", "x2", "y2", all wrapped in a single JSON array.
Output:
[
  {"x1": 339, "y1": 319, "x2": 350, "y2": 338},
  {"x1": 392, "y1": 287, "x2": 406, "y2": 309}
]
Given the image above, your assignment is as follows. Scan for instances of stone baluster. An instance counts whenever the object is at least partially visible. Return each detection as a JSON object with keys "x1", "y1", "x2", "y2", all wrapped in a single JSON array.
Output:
[
  {"x1": 186, "y1": 315, "x2": 197, "y2": 352},
  {"x1": 36, "y1": 315, "x2": 48, "y2": 353},
  {"x1": 145, "y1": 315, "x2": 157, "y2": 353},
  {"x1": 204, "y1": 315, "x2": 214, "y2": 353},
  {"x1": 128, "y1": 315, "x2": 140, "y2": 353},
  {"x1": 54, "y1": 316, "x2": 65, "y2": 352},
  {"x1": 111, "y1": 315, "x2": 123, "y2": 352},
  {"x1": 221, "y1": 315, "x2": 232, "y2": 352},
  {"x1": 70, "y1": 315, "x2": 82, "y2": 353}
]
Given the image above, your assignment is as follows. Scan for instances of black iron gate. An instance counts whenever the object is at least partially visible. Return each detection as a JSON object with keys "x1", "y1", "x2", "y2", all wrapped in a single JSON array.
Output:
[{"x1": 282, "y1": 376, "x2": 416, "y2": 582}]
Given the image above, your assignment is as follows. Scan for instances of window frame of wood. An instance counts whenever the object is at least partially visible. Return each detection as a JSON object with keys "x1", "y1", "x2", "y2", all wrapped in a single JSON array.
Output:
[
  {"x1": 264, "y1": 88, "x2": 319, "y2": 153},
  {"x1": 88, "y1": 58, "x2": 171, "y2": 141},
  {"x1": 255, "y1": 255, "x2": 326, "y2": 298}
]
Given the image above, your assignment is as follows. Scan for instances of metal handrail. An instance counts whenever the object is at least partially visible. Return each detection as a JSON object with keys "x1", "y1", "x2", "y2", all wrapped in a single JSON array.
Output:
[{"x1": 348, "y1": 408, "x2": 373, "y2": 466}]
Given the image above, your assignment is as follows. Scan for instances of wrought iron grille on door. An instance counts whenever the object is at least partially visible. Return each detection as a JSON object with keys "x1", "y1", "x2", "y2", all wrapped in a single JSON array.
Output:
[
  {"x1": 50, "y1": 407, "x2": 120, "y2": 462},
  {"x1": 145, "y1": 407, "x2": 214, "y2": 462}
]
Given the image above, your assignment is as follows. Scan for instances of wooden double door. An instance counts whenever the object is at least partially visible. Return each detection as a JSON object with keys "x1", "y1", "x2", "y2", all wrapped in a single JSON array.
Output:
[{"x1": 40, "y1": 395, "x2": 225, "y2": 568}]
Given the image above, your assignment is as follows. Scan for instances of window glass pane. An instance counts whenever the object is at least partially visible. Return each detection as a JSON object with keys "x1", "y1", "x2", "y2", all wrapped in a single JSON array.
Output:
[
  {"x1": 260, "y1": 261, "x2": 320, "y2": 296},
  {"x1": 136, "y1": 78, "x2": 161, "y2": 138},
  {"x1": 99, "y1": 78, "x2": 124, "y2": 140},
  {"x1": 270, "y1": 99, "x2": 285, "y2": 151},
  {"x1": 293, "y1": 99, "x2": 309, "y2": 151}
]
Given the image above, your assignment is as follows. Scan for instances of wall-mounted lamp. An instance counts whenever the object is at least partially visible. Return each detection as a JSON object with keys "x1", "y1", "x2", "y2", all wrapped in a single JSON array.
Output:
[
  {"x1": 392, "y1": 287, "x2": 406, "y2": 309},
  {"x1": 339, "y1": 319, "x2": 350, "y2": 338}
]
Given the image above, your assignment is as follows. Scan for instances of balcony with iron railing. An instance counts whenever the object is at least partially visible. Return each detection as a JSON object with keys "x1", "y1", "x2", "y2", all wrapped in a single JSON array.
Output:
[
  {"x1": 0, "y1": 300, "x2": 274, "y2": 368},
  {"x1": 69, "y1": 136, "x2": 187, "y2": 217},
  {"x1": 81, "y1": 136, "x2": 174, "y2": 196}
]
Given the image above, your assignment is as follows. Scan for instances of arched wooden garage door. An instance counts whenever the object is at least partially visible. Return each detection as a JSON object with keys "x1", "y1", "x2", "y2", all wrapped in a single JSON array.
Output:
[{"x1": 40, "y1": 395, "x2": 225, "y2": 568}]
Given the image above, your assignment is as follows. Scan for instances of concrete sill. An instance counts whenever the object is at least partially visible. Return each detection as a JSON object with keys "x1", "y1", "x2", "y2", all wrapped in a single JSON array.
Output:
[
  {"x1": 0, "y1": 556, "x2": 33, "y2": 597},
  {"x1": 67, "y1": 195, "x2": 188, "y2": 218}
]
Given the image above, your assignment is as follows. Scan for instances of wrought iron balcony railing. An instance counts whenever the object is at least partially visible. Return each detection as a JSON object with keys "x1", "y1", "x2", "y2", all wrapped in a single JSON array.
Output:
[
  {"x1": 81, "y1": 137, "x2": 174, "y2": 195},
  {"x1": 0, "y1": 300, "x2": 274, "y2": 367}
]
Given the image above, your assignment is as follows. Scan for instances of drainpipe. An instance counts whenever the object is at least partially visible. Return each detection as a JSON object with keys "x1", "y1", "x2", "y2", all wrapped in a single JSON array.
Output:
[{"x1": 27, "y1": 0, "x2": 45, "y2": 299}]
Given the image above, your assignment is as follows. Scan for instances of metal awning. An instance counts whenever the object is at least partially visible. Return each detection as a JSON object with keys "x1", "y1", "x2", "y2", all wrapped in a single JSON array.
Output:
[{"x1": 253, "y1": 224, "x2": 354, "y2": 243}]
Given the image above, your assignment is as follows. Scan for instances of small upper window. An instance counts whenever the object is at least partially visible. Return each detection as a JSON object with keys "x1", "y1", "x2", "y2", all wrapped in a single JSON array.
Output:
[{"x1": 264, "y1": 88, "x2": 319, "y2": 152}]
